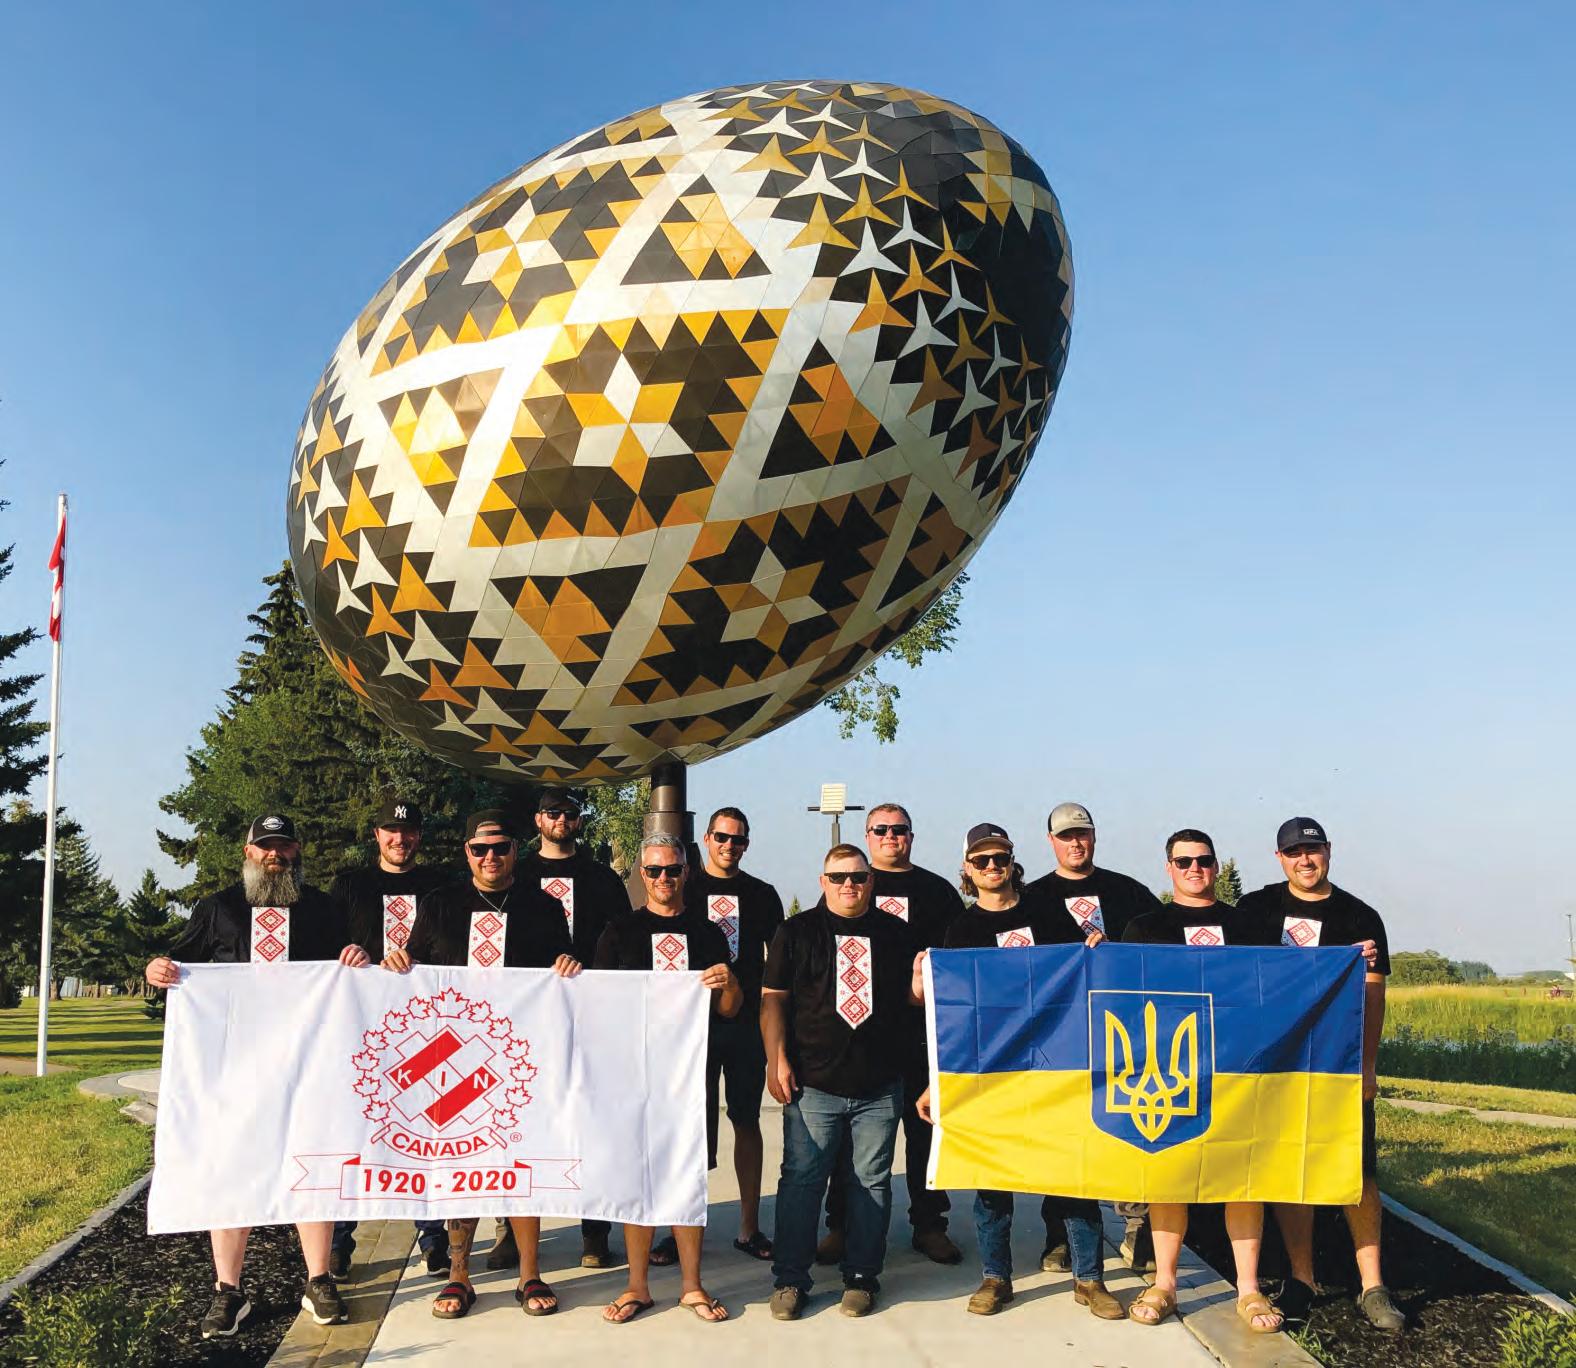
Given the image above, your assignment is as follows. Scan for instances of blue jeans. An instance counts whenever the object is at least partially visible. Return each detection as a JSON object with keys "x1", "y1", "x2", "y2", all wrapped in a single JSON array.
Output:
[
  {"x1": 974, "y1": 1191, "x2": 1103, "y2": 1281},
  {"x1": 772, "y1": 1081, "x2": 902, "y2": 1292},
  {"x1": 333, "y1": 1219, "x2": 447, "y2": 1256}
]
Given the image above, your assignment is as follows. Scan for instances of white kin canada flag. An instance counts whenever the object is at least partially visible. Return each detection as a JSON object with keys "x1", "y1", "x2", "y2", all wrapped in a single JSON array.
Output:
[{"x1": 148, "y1": 963, "x2": 709, "y2": 1232}]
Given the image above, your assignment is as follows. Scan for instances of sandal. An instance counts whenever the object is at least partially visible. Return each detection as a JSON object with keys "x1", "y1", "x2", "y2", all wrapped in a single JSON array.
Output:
[
  {"x1": 733, "y1": 1232, "x2": 773, "y2": 1260},
  {"x1": 1237, "y1": 1292, "x2": 1284, "y2": 1334},
  {"x1": 1129, "y1": 1285, "x2": 1177, "y2": 1325},
  {"x1": 432, "y1": 1281, "x2": 476, "y2": 1319},
  {"x1": 680, "y1": 1292, "x2": 729, "y2": 1322},
  {"x1": 604, "y1": 1294, "x2": 655, "y2": 1324},
  {"x1": 515, "y1": 1277, "x2": 559, "y2": 1316},
  {"x1": 649, "y1": 1235, "x2": 679, "y2": 1266}
]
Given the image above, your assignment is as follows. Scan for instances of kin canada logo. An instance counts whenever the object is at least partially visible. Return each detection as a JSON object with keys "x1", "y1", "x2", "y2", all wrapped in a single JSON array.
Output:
[{"x1": 1089, "y1": 990, "x2": 1214, "y2": 1151}]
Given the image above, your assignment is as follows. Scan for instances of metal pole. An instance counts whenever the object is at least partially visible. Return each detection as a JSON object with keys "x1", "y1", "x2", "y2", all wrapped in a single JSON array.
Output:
[
  {"x1": 831, "y1": 813, "x2": 841, "y2": 847},
  {"x1": 36, "y1": 493, "x2": 65, "y2": 1077}
]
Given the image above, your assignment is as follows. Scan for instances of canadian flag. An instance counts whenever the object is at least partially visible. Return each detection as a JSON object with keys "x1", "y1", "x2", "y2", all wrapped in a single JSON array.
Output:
[{"x1": 47, "y1": 500, "x2": 66, "y2": 642}]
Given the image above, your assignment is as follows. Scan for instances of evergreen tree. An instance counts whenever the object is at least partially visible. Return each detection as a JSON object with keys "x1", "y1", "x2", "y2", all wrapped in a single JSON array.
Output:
[
  {"x1": 121, "y1": 870, "x2": 179, "y2": 993},
  {"x1": 1214, "y1": 857, "x2": 1244, "y2": 905},
  {"x1": 51, "y1": 827, "x2": 123, "y2": 991}
]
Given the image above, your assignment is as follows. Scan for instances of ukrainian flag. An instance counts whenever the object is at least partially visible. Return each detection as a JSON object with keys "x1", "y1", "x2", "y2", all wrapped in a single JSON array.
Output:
[{"x1": 926, "y1": 944, "x2": 1365, "y2": 1205}]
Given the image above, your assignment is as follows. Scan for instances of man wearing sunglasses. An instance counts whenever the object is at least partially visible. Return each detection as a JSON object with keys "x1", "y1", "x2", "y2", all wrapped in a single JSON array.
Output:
[
  {"x1": 1023, "y1": 801, "x2": 1165, "y2": 1273},
  {"x1": 1238, "y1": 818, "x2": 1402, "y2": 1333},
  {"x1": 817, "y1": 803, "x2": 963, "y2": 1266},
  {"x1": 328, "y1": 798, "x2": 452, "y2": 1281},
  {"x1": 683, "y1": 806, "x2": 784, "y2": 1263},
  {"x1": 930, "y1": 824, "x2": 1122, "y2": 1320},
  {"x1": 513, "y1": 786, "x2": 631, "y2": 1271},
  {"x1": 764, "y1": 845, "x2": 925, "y2": 1320},
  {"x1": 1122, "y1": 829, "x2": 1283, "y2": 1335},
  {"x1": 386, "y1": 809, "x2": 579, "y2": 1321},
  {"x1": 592, "y1": 834, "x2": 741, "y2": 1325}
]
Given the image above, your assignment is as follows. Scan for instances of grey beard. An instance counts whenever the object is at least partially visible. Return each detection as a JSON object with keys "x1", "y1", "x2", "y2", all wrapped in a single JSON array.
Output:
[{"x1": 242, "y1": 857, "x2": 303, "y2": 907}]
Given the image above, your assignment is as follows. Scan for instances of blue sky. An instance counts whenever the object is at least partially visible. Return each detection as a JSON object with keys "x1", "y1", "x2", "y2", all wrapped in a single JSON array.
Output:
[{"x1": 1, "y1": 2, "x2": 1571, "y2": 970}]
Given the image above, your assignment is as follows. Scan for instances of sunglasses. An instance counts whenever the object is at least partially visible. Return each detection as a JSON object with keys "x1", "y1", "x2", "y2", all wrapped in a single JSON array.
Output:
[
  {"x1": 867, "y1": 823, "x2": 911, "y2": 837},
  {"x1": 467, "y1": 839, "x2": 514, "y2": 857},
  {"x1": 1171, "y1": 855, "x2": 1217, "y2": 870},
  {"x1": 967, "y1": 852, "x2": 1013, "y2": 870},
  {"x1": 539, "y1": 808, "x2": 580, "y2": 821},
  {"x1": 825, "y1": 870, "x2": 871, "y2": 886},
  {"x1": 708, "y1": 831, "x2": 748, "y2": 846},
  {"x1": 642, "y1": 863, "x2": 683, "y2": 879}
]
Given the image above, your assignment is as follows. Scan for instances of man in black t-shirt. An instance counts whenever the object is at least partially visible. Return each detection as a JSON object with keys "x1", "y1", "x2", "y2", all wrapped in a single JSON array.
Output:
[
  {"x1": 328, "y1": 798, "x2": 451, "y2": 1280},
  {"x1": 1023, "y1": 800, "x2": 1166, "y2": 1273},
  {"x1": 516, "y1": 786, "x2": 632, "y2": 1269},
  {"x1": 1239, "y1": 817, "x2": 1403, "y2": 1333},
  {"x1": 821, "y1": 801, "x2": 963, "y2": 1266},
  {"x1": 593, "y1": 834, "x2": 740, "y2": 1326},
  {"x1": 764, "y1": 844, "x2": 924, "y2": 1321},
  {"x1": 683, "y1": 805, "x2": 784, "y2": 1262},
  {"x1": 144, "y1": 814, "x2": 369, "y2": 1340},
  {"x1": 386, "y1": 809, "x2": 579, "y2": 1321}
]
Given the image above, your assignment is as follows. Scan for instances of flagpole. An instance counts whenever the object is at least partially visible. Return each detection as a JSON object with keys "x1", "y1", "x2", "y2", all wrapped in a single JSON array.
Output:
[{"x1": 36, "y1": 493, "x2": 65, "y2": 1078}]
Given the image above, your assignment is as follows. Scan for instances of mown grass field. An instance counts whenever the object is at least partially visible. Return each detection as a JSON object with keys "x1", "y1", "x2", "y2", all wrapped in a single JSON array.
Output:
[
  {"x1": 1381, "y1": 1075, "x2": 1576, "y2": 1120},
  {"x1": 0, "y1": 997, "x2": 163, "y2": 1073}
]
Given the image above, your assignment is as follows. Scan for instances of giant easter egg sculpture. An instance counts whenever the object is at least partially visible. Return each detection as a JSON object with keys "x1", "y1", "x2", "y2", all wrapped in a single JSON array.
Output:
[{"x1": 287, "y1": 80, "x2": 1072, "y2": 783}]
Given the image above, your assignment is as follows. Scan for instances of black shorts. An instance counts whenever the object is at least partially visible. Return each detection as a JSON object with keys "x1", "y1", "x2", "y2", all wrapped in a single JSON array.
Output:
[
  {"x1": 1362, "y1": 1097, "x2": 1376, "y2": 1177},
  {"x1": 706, "y1": 1016, "x2": 766, "y2": 1155}
]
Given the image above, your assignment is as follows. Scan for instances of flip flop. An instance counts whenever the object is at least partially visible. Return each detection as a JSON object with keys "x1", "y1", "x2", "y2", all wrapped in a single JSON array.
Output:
[
  {"x1": 515, "y1": 1277, "x2": 559, "y2": 1316},
  {"x1": 432, "y1": 1281, "x2": 476, "y2": 1319},
  {"x1": 733, "y1": 1232, "x2": 773, "y2": 1260},
  {"x1": 680, "y1": 1293, "x2": 729, "y2": 1322},
  {"x1": 604, "y1": 1294, "x2": 656, "y2": 1324},
  {"x1": 649, "y1": 1235, "x2": 679, "y2": 1266}
]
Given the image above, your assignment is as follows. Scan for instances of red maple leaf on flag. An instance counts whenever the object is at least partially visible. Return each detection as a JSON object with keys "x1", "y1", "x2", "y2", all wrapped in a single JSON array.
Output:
[
  {"x1": 354, "y1": 1076, "x2": 380, "y2": 1097},
  {"x1": 465, "y1": 1001, "x2": 488, "y2": 1024},
  {"x1": 511, "y1": 1060, "x2": 538, "y2": 1083},
  {"x1": 352, "y1": 1051, "x2": 377, "y2": 1072},
  {"x1": 493, "y1": 1107, "x2": 518, "y2": 1128},
  {"x1": 504, "y1": 1037, "x2": 531, "y2": 1059},
  {"x1": 407, "y1": 996, "x2": 434, "y2": 1019},
  {"x1": 363, "y1": 1030, "x2": 389, "y2": 1053},
  {"x1": 432, "y1": 986, "x2": 468, "y2": 1017},
  {"x1": 383, "y1": 1010, "x2": 410, "y2": 1035},
  {"x1": 505, "y1": 1085, "x2": 530, "y2": 1107},
  {"x1": 363, "y1": 1101, "x2": 389, "y2": 1121},
  {"x1": 487, "y1": 1015, "x2": 513, "y2": 1039}
]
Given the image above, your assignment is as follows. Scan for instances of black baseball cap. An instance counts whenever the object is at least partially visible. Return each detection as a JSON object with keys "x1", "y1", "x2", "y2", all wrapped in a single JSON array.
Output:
[
  {"x1": 247, "y1": 813, "x2": 298, "y2": 845},
  {"x1": 535, "y1": 787, "x2": 581, "y2": 814},
  {"x1": 376, "y1": 798, "x2": 423, "y2": 829},
  {"x1": 465, "y1": 808, "x2": 518, "y2": 840},
  {"x1": 1277, "y1": 817, "x2": 1329, "y2": 852},
  {"x1": 965, "y1": 822, "x2": 1013, "y2": 854}
]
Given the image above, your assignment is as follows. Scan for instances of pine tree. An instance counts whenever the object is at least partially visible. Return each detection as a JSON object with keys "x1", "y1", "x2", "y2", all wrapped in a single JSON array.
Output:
[
  {"x1": 51, "y1": 827, "x2": 124, "y2": 992},
  {"x1": 1214, "y1": 857, "x2": 1244, "y2": 906},
  {"x1": 122, "y1": 870, "x2": 178, "y2": 993}
]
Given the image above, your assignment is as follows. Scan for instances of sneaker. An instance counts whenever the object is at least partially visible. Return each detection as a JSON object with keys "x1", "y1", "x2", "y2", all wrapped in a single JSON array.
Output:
[
  {"x1": 1358, "y1": 1284, "x2": 1406, "y2": 1332},
  {"x1": 423, "y1": 1243, "x2": 450, "y2": 1277},
  {"x1": 487, "y1": 1223, "x2": 520, "y2": 1270},
  {"x1": 1040, "y1": 1242, "x2": 1070, "y2": 1273},
  {"x1": 911, "y1": 1227, "x2": 963, "y2": 1265},
  {"x1": 329, "y1": 1245, "x2": 353, "y2": 1281},
  {"x1": 815, "y1": 1228, "x2": 844, "y2": 1266},
  {"x1": 770, "y1": 1286, "x2": 807, "y2": 1321},
  {"x1": 200, "y1": 1283, "x2": 251, "y2": 1339},
  {"x1": 840, "y1": 1278, "x2": 878, "y2": 1317},
  {"x1": 1121, "y1": 1217, "x2": 1156, "y2": 1273},
  {"x1": 301, "y1": 1274, "x2": 348, "y2": 1326}
]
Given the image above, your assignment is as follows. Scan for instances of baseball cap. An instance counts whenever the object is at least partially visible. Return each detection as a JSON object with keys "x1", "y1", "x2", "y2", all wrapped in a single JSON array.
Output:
[
  {"x1": 1048, "y1": 802, "x2": 1094, "y2": 836},
  {"x1": 247, "y1": 813, "x2": 298, "y2": 845},
  {"x1": 376, "y1": 798, "x2": 423, "y2": 829},
  {"x1": 1277, "y1": 817, "x2": 1329, "y2": 852},
  {"x1": 465, "y1": 808, "x2": 518, "y2": 840},
  {"x1": 536, "y1": 787, "x2": 581, "y2": 814},
  {"x1": 965, "y1": 822, "x2": 1013, "y2": 854}
]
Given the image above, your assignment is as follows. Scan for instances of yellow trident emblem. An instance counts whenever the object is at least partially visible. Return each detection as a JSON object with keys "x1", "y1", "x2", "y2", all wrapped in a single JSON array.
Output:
[{"x1": 1103, "y1": 999, "x2": 1199, "y2": 1142}]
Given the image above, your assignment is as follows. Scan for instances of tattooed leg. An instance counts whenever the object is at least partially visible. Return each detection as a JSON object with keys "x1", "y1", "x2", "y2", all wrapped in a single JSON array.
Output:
[{"x1": 447, "y1": 1218, "x2": 479, "y2": 1285}]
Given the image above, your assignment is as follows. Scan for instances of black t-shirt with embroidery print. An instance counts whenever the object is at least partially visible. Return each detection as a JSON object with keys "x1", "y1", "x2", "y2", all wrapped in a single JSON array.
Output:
[
  {"x1": 1121, "y1": 902, "x2": 1276, "y2": 947},
  {"x1": 330, "y1": 864, "x2": 452, "y2": 962},
  {"x1": 1023, "y1": 865, "x2": 1165, "y2": 944},
  {"x1": 867, "y1": 864, "x2": 964, "y2": 950},
  {"x1": 406, "y1": 881, "x2": 572, "y2": 969},
  {"x1": 944, "y1": 898, "x2": 1088, "y2": 949},
  {"x1": 682, "y1": 866, "x2": 784, "y2": 1003},
  {"x1": 591, "y1": 906, "x2": 734, "y2": 977},
  {"x1": 1237, "y1": 882, "x2": 1392, "y2": 975},
  {"x1": 516, "y1": 846, "x2": 630, "y2": 966},
  {"x1": 763, "y1": 905, "x2": 918, "y2": 1099},
  {"x1": 166, "y1": 883, "x2": 349, "y2": 964}
]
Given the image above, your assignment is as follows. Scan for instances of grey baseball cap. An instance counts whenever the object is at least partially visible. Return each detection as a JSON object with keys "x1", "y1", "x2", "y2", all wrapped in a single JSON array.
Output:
[{"x1": 1048, "y1": 802, "x2": 1095, "y2": 836}]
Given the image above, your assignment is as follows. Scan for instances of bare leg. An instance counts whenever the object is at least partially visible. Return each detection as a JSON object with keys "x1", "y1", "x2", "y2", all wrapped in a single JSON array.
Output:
[
  {"x1": 210, "y1": 1227, "x2": 250, "y2": 1285},
  {"x1": 1148, "y1": 1202, "x2": 1188, "y2": 1293},
  {"x1": 1272, "y1": 1203, "x2": 1317, "y2": 1286},
  {"x1": 434, "y1": 1218, "x2": 478, "y2": 1314},
  {"x1": 296, "y1": 1221, "x2": 333, "y2": 1279},
  {"x1": 603, "y1": 1224, "x2": 654, "y2": 1321},
  {"x1": 1226, "y1": 1202, "x2": 1264, "y2": 1296},
  {"x1": 1345, "y1": 1178, "x2": 1384, "y2": 1291},
  {"x1": 734, "y1": 1119, "x2": 765, "y2": 1240},
  {"x1": 674, "y1": 1225, "x2": 727, "y2": 1321},
  {"x1": 509, "y1": 1216, "x2": 555, "y2": 1311}
]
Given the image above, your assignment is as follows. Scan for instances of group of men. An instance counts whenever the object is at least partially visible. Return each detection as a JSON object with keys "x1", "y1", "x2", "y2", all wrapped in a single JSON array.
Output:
[{"x1": 145, "y1": 793, "x2": 1403, "y2": 1340}]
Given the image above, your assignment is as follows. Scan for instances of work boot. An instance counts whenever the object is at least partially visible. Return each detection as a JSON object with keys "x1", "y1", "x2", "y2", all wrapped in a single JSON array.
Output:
[
  {"x1": 1040, "y1": 1242, "x2": 1070, "y2": 1272},
  {"x1": 1075, "y1": 1279, "x2": 1124, "y2": 1320},
  {"x1": 967, "y1": 1277, "x2": 1014, "y2": 1315},
  {"x1": 486, "y1": 1221, "x2": 519, "y2": 1270},
  {"x1": 1358, "y1": 1285, "x2": 1406, "y2": 1332},
  {"x1": 770, "y1": 1286, "x2": 806, "y2": 1321},
  {"x1": 911, "y1": 1227, "x2": 963, "y2": 1265},
  {"x1": 815, "y1": 1228, "x2": 844, "y2": 1265},
  {"x1": 581, "y1": 1230, "x2": 619, "y2": 1268},
  {"x1": 840, "y1": 1276, "x2": 878, "y2": 1317}
]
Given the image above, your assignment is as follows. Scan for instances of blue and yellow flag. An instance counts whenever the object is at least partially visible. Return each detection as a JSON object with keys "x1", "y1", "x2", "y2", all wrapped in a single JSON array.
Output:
[{"x1": 926, "y1": 944, "x2": 1365, "y2": 1205}]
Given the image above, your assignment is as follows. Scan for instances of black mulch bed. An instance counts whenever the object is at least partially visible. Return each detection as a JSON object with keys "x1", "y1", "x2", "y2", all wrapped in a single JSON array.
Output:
[
  {"x1": 0, "y1": 1189, "x2": 311, "y2": 1366},
  {"x1": 1184, "y1": 1202, "x2": 1548, "y2": 1366}
]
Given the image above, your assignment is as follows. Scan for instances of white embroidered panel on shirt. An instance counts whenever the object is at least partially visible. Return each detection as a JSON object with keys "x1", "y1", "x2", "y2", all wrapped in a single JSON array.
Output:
[
  {"x1": 541, "y1": 876, "x2": 575, "y2": 939},
  {"x1": 653, "y1": 932, "x2": 689, "y2": 972},
  {"x1": 251, "y1": 906, "x2": 290, "y2": 963},
  {"x1": 1282, "y1": 916, "x2": 1324, "y2": 947},
  {"x1": 995, "y1": 927, "x2": 1035, "y2": 948},
  {"x1": 707, "y1": 894, "x2": 740, "y2": 960},
  {"x1": 467, "y1": 910, "x2": 507, "y2": 967},
  {"x1": 876, "y1": 895, "x2": 910, "y2": 922},
  {"x1": 383, "y1": 893, "x2": 415, "y2": 951},
  {"x1": 1065, "y1": 895, "x2": 1105, "y2": 935},
  {"x1": 1185, "y1": 924, "x2": 1225, "y2": 947},
  {"x1": 835, "y1": 935, "x2": 874, "y2": 1027}
]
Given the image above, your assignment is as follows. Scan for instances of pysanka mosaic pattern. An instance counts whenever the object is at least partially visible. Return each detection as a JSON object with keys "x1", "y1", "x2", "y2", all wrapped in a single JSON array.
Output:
[{"x1": 287, "y1": 80, "x2": 1073, "y2": 783}]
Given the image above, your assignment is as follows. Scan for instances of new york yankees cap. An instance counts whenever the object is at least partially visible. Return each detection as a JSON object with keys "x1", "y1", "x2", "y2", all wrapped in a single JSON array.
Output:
[
  {"x1": 246, "y1": 813, "x2": 298, "y2": 844},
  {"x1": 376, "y1": 798, "x2": 423, "y2": 829},
  {"x1": 1276, "y1": 816, "x2": 1329, "y2": 852}
]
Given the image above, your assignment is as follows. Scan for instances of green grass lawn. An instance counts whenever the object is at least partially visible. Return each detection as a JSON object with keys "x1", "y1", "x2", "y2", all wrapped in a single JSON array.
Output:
[
  {"x1": 0, "y1": 1074, "x2": 153, "y2": 1281},
  {"x1": 0, "y1": 997, "x2": 164, "y2": 1073},
  {"x1": 1381, "y1": 1076, "x2": 1576, "y2": 1120},
  {"x1": 1377, "y1": 1100, "x2": 1576, "y2": 1299},
  {"x1": 1387, "y1": 984, "x2": 1576, "y2": 1043}
]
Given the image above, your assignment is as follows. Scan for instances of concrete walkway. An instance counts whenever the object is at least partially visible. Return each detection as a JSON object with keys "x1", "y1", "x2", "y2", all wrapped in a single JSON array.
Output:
[
  {"x1": 1384, "y1": 1096, "x2": 1576, "y2": 1130},
  {"x1": 0, "y1": 1056, "x2": 69, "y2": 1075},
  {"x1": 361, "y1": 1106, "x2": 1221, "y2": 1368}
]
